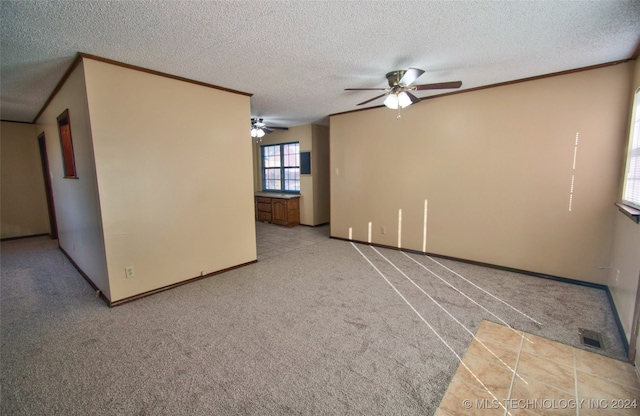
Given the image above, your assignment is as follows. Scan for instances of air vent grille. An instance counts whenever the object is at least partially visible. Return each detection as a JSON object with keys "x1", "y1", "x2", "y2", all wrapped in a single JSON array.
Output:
[{"x1": 579, "y1": 328, "x2": 603, "y2": 350}]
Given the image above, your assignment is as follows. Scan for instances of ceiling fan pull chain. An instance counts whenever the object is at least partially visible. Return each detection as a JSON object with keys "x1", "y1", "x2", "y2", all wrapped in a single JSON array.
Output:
[{"x1": 397, "y1": 106, "x2": 401, "y2": 119}]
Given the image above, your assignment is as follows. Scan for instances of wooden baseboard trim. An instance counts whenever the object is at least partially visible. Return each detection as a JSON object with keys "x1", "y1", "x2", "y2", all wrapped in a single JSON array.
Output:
[
  {"x1": 300, "y1": 222, "x2": 330, "y2": 228},
  {"x1": 59, "y1": 245, "x2": 111, "y2": 306},
  {"x1": 332, "y1": 236, "x2": 609, "y2": 289},
  {"x1": 604, "y1": 287, "x2": 631, "y2": 359},
  {"x1": 1, "y1": 233, "x2": 51, "y2": 242},
  {"x1": 109, "y1": 260, "x2": 258, "y2": 307},
  {"x1": 332, "y1": 236, "x2": 631, "y2": 360},
  {"x1": 60, "y1": 246, "x2": 257, "y2": 308}
]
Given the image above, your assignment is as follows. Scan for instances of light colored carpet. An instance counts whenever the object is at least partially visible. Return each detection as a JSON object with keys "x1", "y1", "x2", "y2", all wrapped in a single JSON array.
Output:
[{"x1": 0, "y1": 223, "x2": 627, "y2": 415}]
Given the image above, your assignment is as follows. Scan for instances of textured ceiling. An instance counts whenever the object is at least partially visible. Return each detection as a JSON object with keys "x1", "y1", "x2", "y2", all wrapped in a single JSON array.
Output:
[{"x1": 1, "y1": 1, "x2": 639, "y2": 127}]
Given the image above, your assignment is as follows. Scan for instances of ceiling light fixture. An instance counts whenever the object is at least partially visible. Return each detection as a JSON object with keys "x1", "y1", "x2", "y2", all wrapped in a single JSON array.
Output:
[
  {"x1": 251, "y1": 128, "x2": 266, "y2": 138},
  {"x1": 251, "y1": 126, "x2": 266, "y2": 142},
  {"x1": 383, "y1": 93, "x2": 399, "y2": 109},
  {"x1": 251, "y1": 118, "x2": 268, "y2": 142},
  {"x1": 383, "y1": 91, "x2": 413, "y2": 110},
  {"x1": 384, "y1": 91, "x2": 414, "y2": 118},
  {"x1": 250, "y1": 118, "x2": 289, "y2": 142}
]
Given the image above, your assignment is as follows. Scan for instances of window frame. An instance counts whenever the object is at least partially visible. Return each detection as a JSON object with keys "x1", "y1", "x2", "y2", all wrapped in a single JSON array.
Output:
[
  {"x1": 57, "y1": 109, "x2": 78, "y2": 179},
  {"x1": 261, "y1": 141, "x2": 300, "y2": 193},
  {"x1": 622, "y1": 88, "x2": 640, "y2": 212}
]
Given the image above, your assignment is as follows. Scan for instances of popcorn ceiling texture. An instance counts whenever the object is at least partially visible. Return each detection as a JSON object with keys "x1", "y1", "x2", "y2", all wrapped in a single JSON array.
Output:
[{"x1": 1, "y1": 0, "x2": 639, "y2": 125}]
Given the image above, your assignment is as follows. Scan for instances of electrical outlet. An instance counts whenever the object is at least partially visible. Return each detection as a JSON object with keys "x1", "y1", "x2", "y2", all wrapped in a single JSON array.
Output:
[
  {"x1": 381, "y1": 227, "x2": 386, "y2": 234},
  {"x1": 125, "y1": 266, "x2": 135, "y2": 279}
]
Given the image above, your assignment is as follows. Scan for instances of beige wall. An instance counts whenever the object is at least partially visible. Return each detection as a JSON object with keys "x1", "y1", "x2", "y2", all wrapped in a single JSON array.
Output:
[
  {"x1": 608, "y1": 212, "x2": 640, "y2": 343},
  {"x1": 331, "y1": 63, "x2": 632, "y2": 284},
  {"x1": 253, "y1": 123, "x2": 330, "y2": 226},
  {"x1": 82, "y1": 58, "x2": 255, "y2": 302},
  {"x1": 608, "y1": 57, "x2": 640, "y2": 347},
  {"x1": 0, "y1": 122, "x2": 50, "y2": 239},
  {"x1": 35, "y1": 62, "x2": 111, "y2": 298}
]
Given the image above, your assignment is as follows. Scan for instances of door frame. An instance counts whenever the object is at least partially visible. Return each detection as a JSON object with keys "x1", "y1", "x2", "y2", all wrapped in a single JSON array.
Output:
[{"x1": 37, "y1": 132, "x2": 58, "y2": 239}]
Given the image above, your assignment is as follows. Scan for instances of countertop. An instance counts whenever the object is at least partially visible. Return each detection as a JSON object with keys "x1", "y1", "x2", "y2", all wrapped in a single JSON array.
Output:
[{"x1": 255, "y1": 192, "x2": 301, "y2": 199}]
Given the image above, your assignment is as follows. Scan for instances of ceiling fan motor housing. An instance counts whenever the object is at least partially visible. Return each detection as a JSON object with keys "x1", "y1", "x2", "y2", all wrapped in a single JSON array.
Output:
[{"x1": 386, "y1": 70, "x2": 407, "y2": 87}]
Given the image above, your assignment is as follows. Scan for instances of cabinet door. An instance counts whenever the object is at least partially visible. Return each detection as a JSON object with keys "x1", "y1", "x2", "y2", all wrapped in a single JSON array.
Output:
[
  {"x1": 286, "y1": 198, "x2": 300, "y2": 227},
  {"x1": 257, "y1": 211, "x2": 272, "y2": 222},
  {"x1": 272, "y1": 199, "x2": 288, "y2": 226}
]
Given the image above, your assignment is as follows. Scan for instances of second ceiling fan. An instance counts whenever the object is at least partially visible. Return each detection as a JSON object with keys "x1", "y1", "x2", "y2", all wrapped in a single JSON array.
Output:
[
  {"x1": 346, "y1": 68, "x2": 462, "y2": 114},
  {"x1": 251, "y1": 118, "x2": 288, "y2": 141}
]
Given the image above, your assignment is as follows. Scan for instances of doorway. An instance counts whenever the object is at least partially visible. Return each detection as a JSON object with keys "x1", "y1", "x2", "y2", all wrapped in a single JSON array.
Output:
[{"x1": 37, "y1": 133, "x2": 58, "y2": 239}]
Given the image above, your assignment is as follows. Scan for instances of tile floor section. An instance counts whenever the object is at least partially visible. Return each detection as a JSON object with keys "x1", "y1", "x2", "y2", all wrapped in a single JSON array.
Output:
[
  {"x1": 436, "y1": 320, "x2": 640, "y2": 415},
  {"x1": 255, "y1": 221, "x2": 330, "y2": 261}
]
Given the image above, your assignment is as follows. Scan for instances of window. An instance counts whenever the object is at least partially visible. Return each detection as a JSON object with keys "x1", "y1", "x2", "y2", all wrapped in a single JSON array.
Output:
[
  {"x1": 262, "y1": 142, "x2": 300, "y2": 192},
  {"x1": 623, "y1": 89, "x2": 640, "y2": 210},
  {"x1": 57, "y1": 109, "x2": 78, "y2": 178}
]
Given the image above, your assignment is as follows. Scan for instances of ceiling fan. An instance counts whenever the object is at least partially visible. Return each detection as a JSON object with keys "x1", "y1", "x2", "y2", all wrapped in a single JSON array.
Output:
[
  {"x1": 345, "y1": 68, "x2": 462, "y2": 117},
  {"x1": 251, "y1": 118, "x2": 288, "y2": 141}
]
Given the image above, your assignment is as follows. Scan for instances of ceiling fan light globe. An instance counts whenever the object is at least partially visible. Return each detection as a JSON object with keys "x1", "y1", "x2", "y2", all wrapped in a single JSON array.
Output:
[
  {"x1": 384, "y1": 94, "x2": 399, "y2": 109},
  {"x1": 398, "y1": 91, "x2": 412, "y2": 108},
  {"x1": 257, "y1": 129, "x2": 266, "y2": 138},
  {"x1": 251, "y1": 128, "x2": 258, "y2": 137}
]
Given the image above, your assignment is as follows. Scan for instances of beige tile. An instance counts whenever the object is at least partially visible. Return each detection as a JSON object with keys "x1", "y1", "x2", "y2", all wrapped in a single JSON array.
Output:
[
  {"x1": 458, "y1": 352, "x2": 514, "y2": 400},
  {"x1": 577, "y1": 370, "x2": 640, "y2": 402},
  {"x1": 577, "y1": 371, "x2": 640, "y2": 416},
  {"x1": 509, "y1": 376, "x2": 576, "y2": 416},
  {"x1": 465, "y1": 337, "x2": 519, "y2": 370},
  {"x1": 580, "y1": 403, "x2": 640, "y2": 416},
  {"x1": 441, "y1": 321, "x2": 640, "y2": 416},
  {"x1": 508, "y1": 408, "x2": 546, "y2": 416},
  {"x1": 438, "y1": 376, "x2": 506, "y2": 416},
  {"x1": 517, "y1": 351, "x2": 575, "y2": 394},
  {"x1": 477, "y1": 320, "x2": 524, "y2": 349},
  {"x1": 575, "y1": 348, "x2": 640, "y2": 389},
  {"x1": 520, "y1": 332, "x2": 574, "y2": 369}
]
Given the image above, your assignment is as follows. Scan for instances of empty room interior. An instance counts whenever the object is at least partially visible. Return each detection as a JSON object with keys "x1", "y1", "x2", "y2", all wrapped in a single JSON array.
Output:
[{"x1": 2, "y1": 1, "x2": 640, "y2": 415}]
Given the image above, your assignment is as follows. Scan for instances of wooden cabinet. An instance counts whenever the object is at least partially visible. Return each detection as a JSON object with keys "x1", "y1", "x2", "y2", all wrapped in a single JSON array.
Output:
[
  {"x1": 255, "y1": 194, "x2": 300, "y2": 227},
  {"x1": 255, "y1": 197, "x2": 272, "y2": 223}
]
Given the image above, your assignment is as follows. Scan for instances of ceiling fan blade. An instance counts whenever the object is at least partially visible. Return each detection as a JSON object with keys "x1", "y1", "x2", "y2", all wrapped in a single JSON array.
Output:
[
  {"x1": 345, "y1": 88, "x2": 388, "y2": 91},
  {"x1": 265, "y1": 126, "x2": 289, "y2": 131},
  {"x1": 357, "y1": 93, "x2": 388, "y2": 106},
  {"x1": 399, "y1": 68, "x2": 425, "y2": 86},
  {"x1": 404, "y1": 91, "x2": 421, "y2": 104},
  {"x1": 413, "y1": 81, "x2": 462, "y2": 90},
  {"x1": 262, "y1": 128, "x2": 273, "y2": 134}
]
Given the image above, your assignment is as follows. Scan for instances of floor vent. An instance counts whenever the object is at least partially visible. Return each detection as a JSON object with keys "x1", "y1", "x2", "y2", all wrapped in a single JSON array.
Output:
[{"x1": 579, "y1": 328, "x2": 604, "y2": 350}]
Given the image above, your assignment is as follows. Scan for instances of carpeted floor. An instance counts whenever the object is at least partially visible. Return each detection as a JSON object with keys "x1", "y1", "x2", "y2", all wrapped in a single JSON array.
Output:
[{"x1": 0, "y1": 223, "x2": 628, "y2": 415}]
